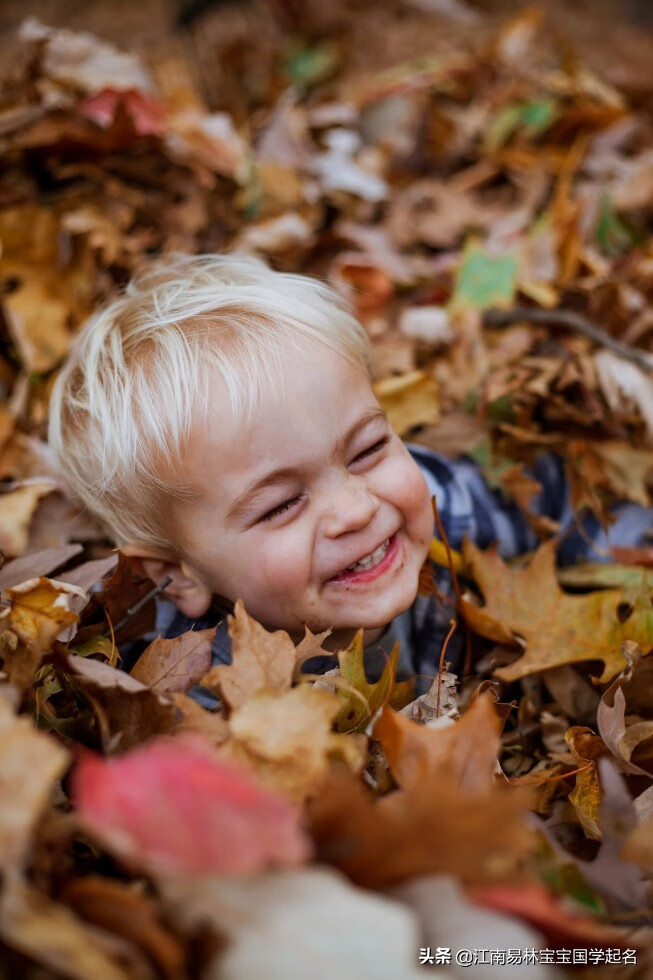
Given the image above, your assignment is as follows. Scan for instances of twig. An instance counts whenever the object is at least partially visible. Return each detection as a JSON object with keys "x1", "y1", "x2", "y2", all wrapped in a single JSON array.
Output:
[
  {"x1": 483, "y1": 307, "x2": 653, "y2": 374},
  {"x1": 103, "y1": 575, "x2": 173, "y2": 638}
]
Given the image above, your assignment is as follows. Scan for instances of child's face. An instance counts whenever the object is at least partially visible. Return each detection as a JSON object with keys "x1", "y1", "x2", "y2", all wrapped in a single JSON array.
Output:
[{"x1": 170, "y1": 344, "x2": 434, "y2": 647}]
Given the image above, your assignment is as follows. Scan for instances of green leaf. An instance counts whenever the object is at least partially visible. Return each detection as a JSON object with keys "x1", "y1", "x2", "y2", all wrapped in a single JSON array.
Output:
[
  {"x1": 451, "y1": 246, "x2": 517, "y2": 312},
  {"x1": 484, "y1": 99, "x2": 557, "y2": 152},
  {"x1": 596, "y1": 192, "x2": 638, "y2": 257},
  {"x1": 284, "y1": 44, "x2": 339, "y2": 88},
  {"x1": 334, "y1": 631, "x2": 413, "y2": 734}
]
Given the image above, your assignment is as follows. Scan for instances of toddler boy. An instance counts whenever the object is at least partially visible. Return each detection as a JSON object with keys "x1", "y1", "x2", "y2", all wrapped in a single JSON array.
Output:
[{"x1": 49, "y1": 254, "x2": 653, "y2": 706}]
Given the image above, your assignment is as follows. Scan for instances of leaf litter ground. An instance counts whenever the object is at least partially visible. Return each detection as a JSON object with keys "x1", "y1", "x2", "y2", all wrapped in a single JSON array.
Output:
[{"x1": 2, "y1": 1, "x2": 653, "y2": 976}]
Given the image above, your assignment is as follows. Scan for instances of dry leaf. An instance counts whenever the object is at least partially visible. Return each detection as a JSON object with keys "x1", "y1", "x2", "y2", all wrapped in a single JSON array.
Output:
[
  {"x1": 131, "y1": 627, "x2": 216, "y2": 695},
  {"x1": 464, "y1": 538, "x2": 653, "y2": 683}
]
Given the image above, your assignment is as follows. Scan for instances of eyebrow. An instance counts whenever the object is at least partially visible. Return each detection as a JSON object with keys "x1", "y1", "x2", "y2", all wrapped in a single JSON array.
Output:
[{"x1": 227, "y1": 407, "x2": 388, "y2": 521}]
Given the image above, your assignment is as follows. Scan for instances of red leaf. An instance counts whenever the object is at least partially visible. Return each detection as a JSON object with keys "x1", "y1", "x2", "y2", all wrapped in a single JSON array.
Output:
[
  {"x1": 72, "y1": 735, "x2": 311, "y2": 876},
  {"x1": 78, "y1": 89, "x2": 166, "y2": 136}
]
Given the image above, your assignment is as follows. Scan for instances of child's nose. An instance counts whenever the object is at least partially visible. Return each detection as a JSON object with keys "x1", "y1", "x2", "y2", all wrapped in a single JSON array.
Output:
[{"x1": 321, "y1": 475, "x2": 380, "y2": 537}]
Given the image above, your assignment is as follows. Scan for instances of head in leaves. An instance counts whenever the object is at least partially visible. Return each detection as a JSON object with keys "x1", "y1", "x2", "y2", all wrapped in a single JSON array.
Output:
[{"x1": 49, "y1": 252, "x2": 433, "y2": 649}]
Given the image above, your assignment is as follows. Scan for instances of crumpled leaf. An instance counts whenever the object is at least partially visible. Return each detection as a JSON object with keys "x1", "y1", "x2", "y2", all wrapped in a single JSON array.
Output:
[
  {"x1": 72, "y1": 734, "x2": 310, "y2": 877},
  {"x1": 131, "y1": 626, "x2": 216, "y2": 695},
  {"x1": 598, "y1": 640, "x2": 653, "y2": 776},
  {"x1": 61, "y1": 875, "x2": 185, "y2": 980},
  {"x1": 464, "y1": 537, "x2": 653, "y2": 682},
  {"x1": 19, "y1": 17, "x2": 154, "y2": 93},
  {"x1": 59, "y1": 652, "x2": 180, "y2": 751},
  {"x1": 0, "y1": 576, "x2": 87, "y2": 688},
  {"x1": 565, "y1": 726, "x2": 609, "y2": 840},
  {"x1": 162, "y1": 867, "x2": 430, "y2": 980}
]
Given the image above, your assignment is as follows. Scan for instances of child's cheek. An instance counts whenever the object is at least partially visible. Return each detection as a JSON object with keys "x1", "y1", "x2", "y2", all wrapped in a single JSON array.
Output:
[{"x1": 254, "y1": 532, "x2": 310, "y2": 601}]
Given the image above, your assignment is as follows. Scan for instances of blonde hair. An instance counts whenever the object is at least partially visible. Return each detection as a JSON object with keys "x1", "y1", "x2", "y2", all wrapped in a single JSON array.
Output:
[{"x1": 48, "y1": 253, "x2": 372, "y2": 552}]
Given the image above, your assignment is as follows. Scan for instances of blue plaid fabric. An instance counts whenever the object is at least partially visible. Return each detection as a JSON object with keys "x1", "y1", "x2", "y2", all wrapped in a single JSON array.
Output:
[{"x1": 129, "y1": 444, "x2": 653, "y2": 707}]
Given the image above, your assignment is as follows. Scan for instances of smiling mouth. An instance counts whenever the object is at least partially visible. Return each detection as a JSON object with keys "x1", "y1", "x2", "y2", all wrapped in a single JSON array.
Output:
[{"x1": 327, "y1": 533, "x2": 400, "y2": 584}]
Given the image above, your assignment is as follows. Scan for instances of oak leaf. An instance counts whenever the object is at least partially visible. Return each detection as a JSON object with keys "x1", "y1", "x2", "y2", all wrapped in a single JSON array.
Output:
[{"x1": 463, "y1": 538, "x2": 653, "y2": 682}]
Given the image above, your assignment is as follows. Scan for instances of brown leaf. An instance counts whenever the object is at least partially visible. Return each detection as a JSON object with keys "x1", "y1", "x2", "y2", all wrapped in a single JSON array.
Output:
[
  {"x1": 201, "y1": 599, "x2": 296, "y2": 710},
  {"x1": 131, "y1": 627, "x2": 216, "y2": 695},
  {"x1": 0, "y1": 544, "x2": 83, "y2": 591},
  {"x1": 61, "y1": 876, "x2": 185, "y2": 980},
  {"x1": 309, "y1": 768, "x2": 533, "y2": 889},
  {"x1": 463, "y1": 538, "x2": 653, "y2": 683},
  {"x1": 598, "y1": 641, "x2": 653, "y2": 777},
  {"x1": 374, "y1": 693, "x2": 502, "y2": 794},
  {"x1": 0, "y1": 876, "x2": 130, "y2": 980},
  {"x1": 61, "y1": 653, "x2": 180, "y2": 751},
  {"x1": 565, "y1": 726, "x2": 609, "y2": 840}
]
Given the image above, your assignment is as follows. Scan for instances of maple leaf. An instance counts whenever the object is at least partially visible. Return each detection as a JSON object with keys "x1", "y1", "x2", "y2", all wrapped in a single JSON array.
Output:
[
  {"x1": 201, "y1": 599, "x2": 297, "y2": 710},
  {"x1": 374, "y1": 693, "x2": 502, "y2": 793},
  {"x1": 310, "y1": 694, "x2": 532, "y2": 888},
  {"x1": 462, "y1": 537, "x2": 653, "y2": 682},
  {"x1": 72, "y1": 734, "x2": 311, "y2": 876},
  {"x1": 130, "y1": 626, "x2": 216, "y2": 695},
  {"x1": 333, "y1": 630, "x2": 414, "y2": 733}
]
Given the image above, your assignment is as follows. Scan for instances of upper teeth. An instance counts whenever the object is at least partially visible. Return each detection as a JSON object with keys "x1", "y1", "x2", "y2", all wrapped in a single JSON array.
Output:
[{"x1": 346, "y1": 538, "x2": 390, "y2": 573}]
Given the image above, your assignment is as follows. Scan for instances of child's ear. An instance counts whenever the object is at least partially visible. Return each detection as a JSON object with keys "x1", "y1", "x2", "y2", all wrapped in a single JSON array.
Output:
[{"x1": 120, "y1": 545, "x2": 213, "y2": 619}]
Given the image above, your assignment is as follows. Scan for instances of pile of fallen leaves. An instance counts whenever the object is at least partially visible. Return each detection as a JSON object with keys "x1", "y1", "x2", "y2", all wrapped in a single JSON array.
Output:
[{"x1": 2, "y1": 1, "x2": 653, "y2": 976}]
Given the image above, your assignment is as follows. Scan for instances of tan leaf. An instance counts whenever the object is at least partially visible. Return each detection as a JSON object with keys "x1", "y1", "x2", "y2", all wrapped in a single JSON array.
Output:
[
  {"x1": 131, "y1": 627, "x2": 216, "y2": 695},
  {"x1": 201, "y1": 599, "x2": 296, "y2": 710},
  {"x1": 373, "y1": 371, "x2": 439, "y2": 437},
  {"x1": 0, "y1": 482, "x2": 56, "y2": 557},
  {"x1": 0, "y1": 697, "x2": 69, "y2": 872},
  {"x1": 565, "y1": 727, "x2": 609, "y2": 840},
  {"x1": 222, "y1": 685, "x2": 365, "y2": 803}
]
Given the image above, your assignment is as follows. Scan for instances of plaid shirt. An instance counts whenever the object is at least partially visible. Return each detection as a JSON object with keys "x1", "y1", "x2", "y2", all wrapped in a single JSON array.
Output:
[{"x1": 132, "y1": 445, "x2": 653, "y2": 708}]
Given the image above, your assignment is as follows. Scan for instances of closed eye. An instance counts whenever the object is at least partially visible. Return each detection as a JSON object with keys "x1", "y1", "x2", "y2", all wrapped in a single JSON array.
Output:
[
  {"x1": 352, "y1": 435, "x2": 390, "y2": 463},
  {"x1": 258, "y1": 494, "x2": 303, "y2": 523}
]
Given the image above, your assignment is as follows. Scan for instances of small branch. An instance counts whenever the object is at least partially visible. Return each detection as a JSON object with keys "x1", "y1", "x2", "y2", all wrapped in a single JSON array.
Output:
[
  {"x1": 483, "y1": 307, "x2": 653, "y2": 375},
  {"x1": 103, "y1": 575, "x2": 173, "y2": 638}
]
